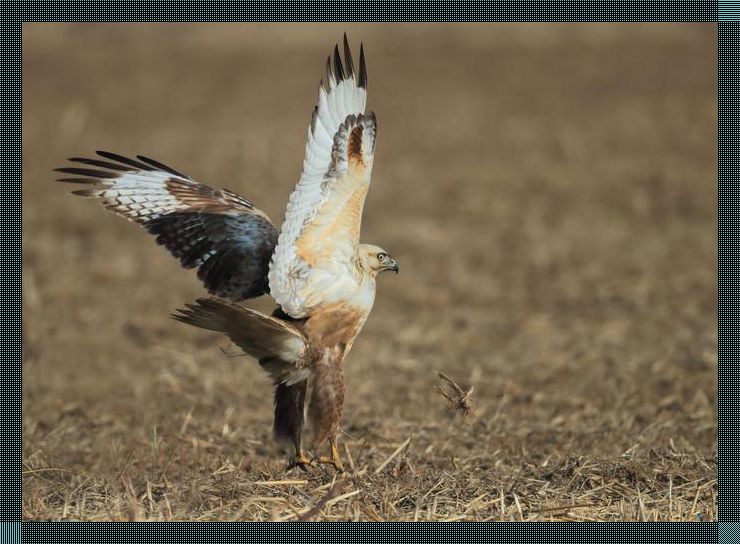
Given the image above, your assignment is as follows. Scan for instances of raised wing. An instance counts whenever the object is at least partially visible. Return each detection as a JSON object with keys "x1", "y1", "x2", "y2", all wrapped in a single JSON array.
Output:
[
  {"x1": 268, "y1": 35, "x2": 377, "y2": 318},
  {"x1": 56, "y1": 151, "x2": 279, "y2": 301},
  {"x1": 172, "y1": 298, "x2": 309, "y2": 385}
]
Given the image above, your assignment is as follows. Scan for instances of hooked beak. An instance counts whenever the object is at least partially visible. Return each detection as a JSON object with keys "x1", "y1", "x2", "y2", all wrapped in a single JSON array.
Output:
[{"x1": 387, "y1": 259, "x2": 399, "y2": 274}]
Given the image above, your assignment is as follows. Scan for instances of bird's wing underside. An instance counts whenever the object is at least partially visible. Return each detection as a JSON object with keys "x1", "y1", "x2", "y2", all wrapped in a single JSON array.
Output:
[
  {"x1": 172, "y1": 297, "x2": 310, "y2": 385},
  {"x1": 268, "y1": 35, "x2": 378, "y2": 318},
  {"x1": 56, "y1": 151, "x2": 279, "y2": 301}
]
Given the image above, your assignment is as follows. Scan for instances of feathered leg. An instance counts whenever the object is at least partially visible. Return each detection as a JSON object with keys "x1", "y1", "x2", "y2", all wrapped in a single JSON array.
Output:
[
  {"x1": 273, "y1": 381, "x2": 311, "y2": 470},
  {"x1": 307, "y1": 358, "x2": 346, "y2": 472}
]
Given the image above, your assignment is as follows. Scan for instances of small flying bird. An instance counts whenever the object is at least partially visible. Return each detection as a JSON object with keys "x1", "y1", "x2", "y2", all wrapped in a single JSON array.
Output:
[{"x1": 56, "y1": 35, "x2": 398, "y2": 472}]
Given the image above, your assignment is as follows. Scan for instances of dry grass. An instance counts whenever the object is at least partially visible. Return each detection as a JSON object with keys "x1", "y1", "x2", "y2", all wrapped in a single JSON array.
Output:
[{"x1": 23, "y1": 23, "x2": 717, "y2": 521}]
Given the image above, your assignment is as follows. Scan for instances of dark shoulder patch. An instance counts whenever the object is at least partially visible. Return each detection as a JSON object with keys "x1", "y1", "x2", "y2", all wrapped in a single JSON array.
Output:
[
  {"x1": 348, "y1": 125, "x2": 364, "y2": 163},
  {"x1": 144, "y1": 211, "x2": 278, "y2": 301}
]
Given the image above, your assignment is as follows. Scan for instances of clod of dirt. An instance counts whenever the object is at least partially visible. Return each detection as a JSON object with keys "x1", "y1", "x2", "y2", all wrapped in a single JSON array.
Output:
[{"x1": 436, "y1": 372, "x2": 475, "y2": 421}]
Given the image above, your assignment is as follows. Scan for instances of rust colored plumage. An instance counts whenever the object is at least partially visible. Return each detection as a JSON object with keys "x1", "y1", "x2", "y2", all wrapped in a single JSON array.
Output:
[
  {"x1": 304, "y1": 302, "x2": 367, "y2": 349},
  {"x1": 58, "y1": 35, "x2": 396, "y2": 473},
  {"x1": 265, "y1": 305, "x2": 362, "y2": 468},
  {"x1": 348, "y1": 125, "x2": 364, "y2": 165},
  {"x1": 306, "y1": 350, "x2": 346, "y2": 448}
]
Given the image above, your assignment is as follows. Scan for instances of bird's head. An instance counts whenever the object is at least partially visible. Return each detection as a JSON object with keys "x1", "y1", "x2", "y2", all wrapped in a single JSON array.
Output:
[{"x1": 359, "y1": 244, "x2": 399, "y2": 277}]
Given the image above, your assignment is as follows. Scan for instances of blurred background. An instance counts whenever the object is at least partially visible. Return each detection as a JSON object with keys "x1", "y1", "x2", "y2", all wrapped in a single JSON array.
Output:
[{"x1": 23, "y1": 24, "x2": 717, "y2": 521}]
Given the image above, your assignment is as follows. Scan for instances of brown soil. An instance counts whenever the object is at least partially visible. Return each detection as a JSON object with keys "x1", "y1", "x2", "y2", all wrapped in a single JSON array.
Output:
[{"x1": 23, "y1": 23, "x2": 717, "y2": 521}]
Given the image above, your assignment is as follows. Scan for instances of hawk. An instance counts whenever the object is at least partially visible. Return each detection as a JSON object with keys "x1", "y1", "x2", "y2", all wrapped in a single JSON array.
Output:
[{"x1": 56, "y1": 35, "x2": 398, "y2": 472}]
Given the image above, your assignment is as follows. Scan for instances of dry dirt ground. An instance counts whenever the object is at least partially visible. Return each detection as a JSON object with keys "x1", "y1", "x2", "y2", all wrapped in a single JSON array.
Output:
[{"x1": 22, "y1": 23, "x2": 717, "y2": 521}]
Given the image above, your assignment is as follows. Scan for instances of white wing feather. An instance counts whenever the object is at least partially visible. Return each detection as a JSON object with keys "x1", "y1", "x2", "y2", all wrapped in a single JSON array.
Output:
[{"x1": 269, "y1": 37, "x2": 373, "y2": 318}]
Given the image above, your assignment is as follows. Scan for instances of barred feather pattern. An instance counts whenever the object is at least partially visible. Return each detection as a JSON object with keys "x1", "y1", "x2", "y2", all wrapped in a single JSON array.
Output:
[
  {"x1": 56, "y1": 151, "x2": 279, "y2": 301},
  {"x1": 145, "y1": 212, "x2": 278, "y2": 300},
  {"x1": 328, "y1": 112, "x2": 377, "y2": 179}
]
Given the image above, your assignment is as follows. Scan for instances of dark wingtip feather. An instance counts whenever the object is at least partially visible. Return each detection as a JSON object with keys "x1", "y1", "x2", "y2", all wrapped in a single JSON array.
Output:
[
  {"x1": 325, "y1": 56, "x2": 333, "y2": 88},
  {"x1": 95, "y1": 150, "x2": 153, "y2": 171},
  {"x1": 358, "y1": 43, "x2": 367, "y2": 89},
  {"x1": 333, "y1": 44, "x2": 345, "y2": 81},
  {"x1": 343, "y1": 34, "x2": 355, "y2": 79},
  {"x1": 310, "y1": 105, "x2": 319, "y2": 133},
  {"x1": 54, "y1": 167, "x2": 117, "y2": 179},
  {"x1": 71, "y1": 188, "x2": 98, "y2": 197},
  {"x1": 136, "y1": 155, "x2": 187, "y2": 178},
  {"x1": 69, "y1": 157, "x2": 131, "y2": 172}
]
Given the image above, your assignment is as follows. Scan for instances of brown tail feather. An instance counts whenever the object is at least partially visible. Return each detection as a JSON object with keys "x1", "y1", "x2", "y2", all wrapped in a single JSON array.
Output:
[{"x1": 172, "y1": 298, "x2": 308, "y2": 383}]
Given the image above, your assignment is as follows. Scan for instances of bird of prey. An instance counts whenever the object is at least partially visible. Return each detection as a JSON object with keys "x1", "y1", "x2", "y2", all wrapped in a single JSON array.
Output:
[{"x1": 56, "y1": 35, "x2": 398, "y2": 472}]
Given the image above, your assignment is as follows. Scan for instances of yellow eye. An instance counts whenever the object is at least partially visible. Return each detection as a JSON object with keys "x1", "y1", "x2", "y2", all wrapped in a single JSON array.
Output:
[{"x1": 377, "y1": 252, "x2": 386, "y2": 261}]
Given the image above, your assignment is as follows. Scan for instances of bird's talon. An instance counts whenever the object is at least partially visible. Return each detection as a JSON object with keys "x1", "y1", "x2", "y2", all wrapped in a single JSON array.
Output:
[
  {"x1": 286, "y1": 454, "x2": 314, "y2": 472},
  {"x1": 315, "y1": 456, "x2": 345, "y2": 473}
]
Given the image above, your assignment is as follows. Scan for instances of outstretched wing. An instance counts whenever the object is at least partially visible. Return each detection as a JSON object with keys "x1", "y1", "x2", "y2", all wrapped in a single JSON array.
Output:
[
  {"x1": 268, "y1": 35, "x2": 378, "y2": 318},
  {"x1": 172, "y1": 298, "x2": 309, "y2": 385},
  {"x1": 56, "y1": 151, "x2": 279, "y2": 301}
]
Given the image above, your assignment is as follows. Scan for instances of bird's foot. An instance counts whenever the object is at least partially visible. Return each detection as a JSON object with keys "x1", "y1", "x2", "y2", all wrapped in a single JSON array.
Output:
[
  {"x1": 286, "y1": 453, "x2": 314, "y2": 472},
  {"x1": 314, "y1": 455, "x2": 345, "y2": 473},
  {"x1": 314, "y1": 441, "x2": 345, "y2": 473}
]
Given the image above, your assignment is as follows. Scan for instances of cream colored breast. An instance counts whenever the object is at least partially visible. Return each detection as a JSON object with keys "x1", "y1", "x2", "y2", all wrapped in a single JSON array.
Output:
[{"x1": 354, "y1": 275, "x2": 376, "y2": 315}]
